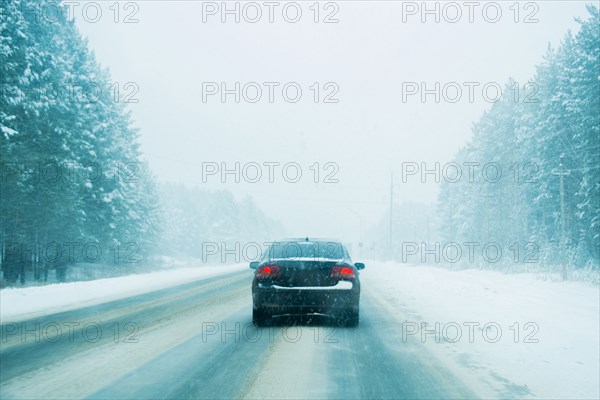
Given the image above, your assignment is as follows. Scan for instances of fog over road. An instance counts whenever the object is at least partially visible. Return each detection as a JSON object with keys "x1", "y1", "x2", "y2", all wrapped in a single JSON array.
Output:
[{"x1": 0, "y1": 268, "x2": 486, "y2": 400}]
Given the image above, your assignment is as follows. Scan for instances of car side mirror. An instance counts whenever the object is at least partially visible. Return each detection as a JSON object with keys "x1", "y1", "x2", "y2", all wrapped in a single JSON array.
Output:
[
  {"x1": 354, "y1": 262, "x2": 365, "y2": 270},
  {"x1": 249, "y1": 261, "x2": 259, "y2": 269}
]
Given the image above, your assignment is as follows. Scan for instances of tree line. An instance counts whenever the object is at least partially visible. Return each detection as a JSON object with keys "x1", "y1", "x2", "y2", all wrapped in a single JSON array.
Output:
[
  {"x1": 437, "y1": 5, "x2": 599, "y2": 271},
  {"x1": 0, "y1": 0, "x2": 281, "y2": 284}
]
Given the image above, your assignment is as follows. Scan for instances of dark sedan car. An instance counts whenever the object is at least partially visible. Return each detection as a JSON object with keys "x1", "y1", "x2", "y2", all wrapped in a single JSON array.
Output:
[{"x1": 250, "y1": 238, "x2": 365, "y2": 327}]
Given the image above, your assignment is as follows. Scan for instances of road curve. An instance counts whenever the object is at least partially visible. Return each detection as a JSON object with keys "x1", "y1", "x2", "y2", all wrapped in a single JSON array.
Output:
[{"x1": 0, "y1": 269, "x2": 478, "y2": 399}]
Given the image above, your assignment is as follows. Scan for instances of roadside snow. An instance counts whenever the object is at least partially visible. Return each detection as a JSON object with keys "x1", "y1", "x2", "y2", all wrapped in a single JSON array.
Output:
[
  {"x1": 361, "y1": 261, "x2": 600, "y2": 400},
  {"x1": 0, "y1": 264, "x2": 247, "y2": 323},
  {"x1": 2, "y1": 259, "x2": 597, "y2": 398}
]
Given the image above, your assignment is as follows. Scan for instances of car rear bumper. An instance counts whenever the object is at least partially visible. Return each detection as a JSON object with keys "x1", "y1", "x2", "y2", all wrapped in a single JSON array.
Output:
[{"x1": 253, "y1": 280, "x2": 360, "y2": 315}]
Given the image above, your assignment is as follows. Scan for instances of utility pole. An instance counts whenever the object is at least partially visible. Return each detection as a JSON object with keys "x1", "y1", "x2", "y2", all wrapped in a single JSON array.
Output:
[
  {"x1": 347, "y1": 208, "x2": 363, "y2": 259},
  {"x1": 553, "y1": 155, "x2": 570, "y2": 280},
  {"x1": 389, "y1": 171, "x2": 394, "y2": 259}
]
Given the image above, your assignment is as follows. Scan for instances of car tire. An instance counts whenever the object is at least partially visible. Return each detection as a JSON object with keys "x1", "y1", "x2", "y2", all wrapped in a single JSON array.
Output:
[
  {"x1": 253, "y1": 307, "x2": 269, "y2": 326},
  {"x1": 340, "y1": 309, "x2": 359, "y2": 327}
]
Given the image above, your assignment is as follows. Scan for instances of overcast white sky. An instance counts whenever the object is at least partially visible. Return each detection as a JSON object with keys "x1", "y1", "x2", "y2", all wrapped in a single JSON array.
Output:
[{"x1": 75, "y1": 1, "x2": 591, "y2": 243}]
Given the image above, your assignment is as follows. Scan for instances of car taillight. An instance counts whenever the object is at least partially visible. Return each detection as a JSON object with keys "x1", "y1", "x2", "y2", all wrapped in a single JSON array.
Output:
[
  {"x1": 256, "y1": 265, "x2": 280, "y2": 279},
  {"x1": 331, "y1": 265, "x2": 356, "y2": 280}
]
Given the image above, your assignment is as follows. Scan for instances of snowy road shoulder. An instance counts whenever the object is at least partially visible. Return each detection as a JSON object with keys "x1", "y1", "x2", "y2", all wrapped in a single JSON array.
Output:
[
  {"x1": 0, "y1": 264, "x2": 248, "y2": 323},
  {"x1": 361, "y1": 261, "x2": 600, "y2": 399}
]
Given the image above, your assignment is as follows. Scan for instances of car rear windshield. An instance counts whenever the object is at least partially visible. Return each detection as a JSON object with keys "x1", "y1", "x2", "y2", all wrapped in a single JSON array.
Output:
[{"x1": 266, "y1": 241, "x2": 347, "y2": 260}]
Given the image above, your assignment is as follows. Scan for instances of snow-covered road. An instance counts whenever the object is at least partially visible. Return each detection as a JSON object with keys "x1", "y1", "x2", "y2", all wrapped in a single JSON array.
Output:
[{"x1": 1, "y1": 263, "x2": 598, "y2": 399}]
